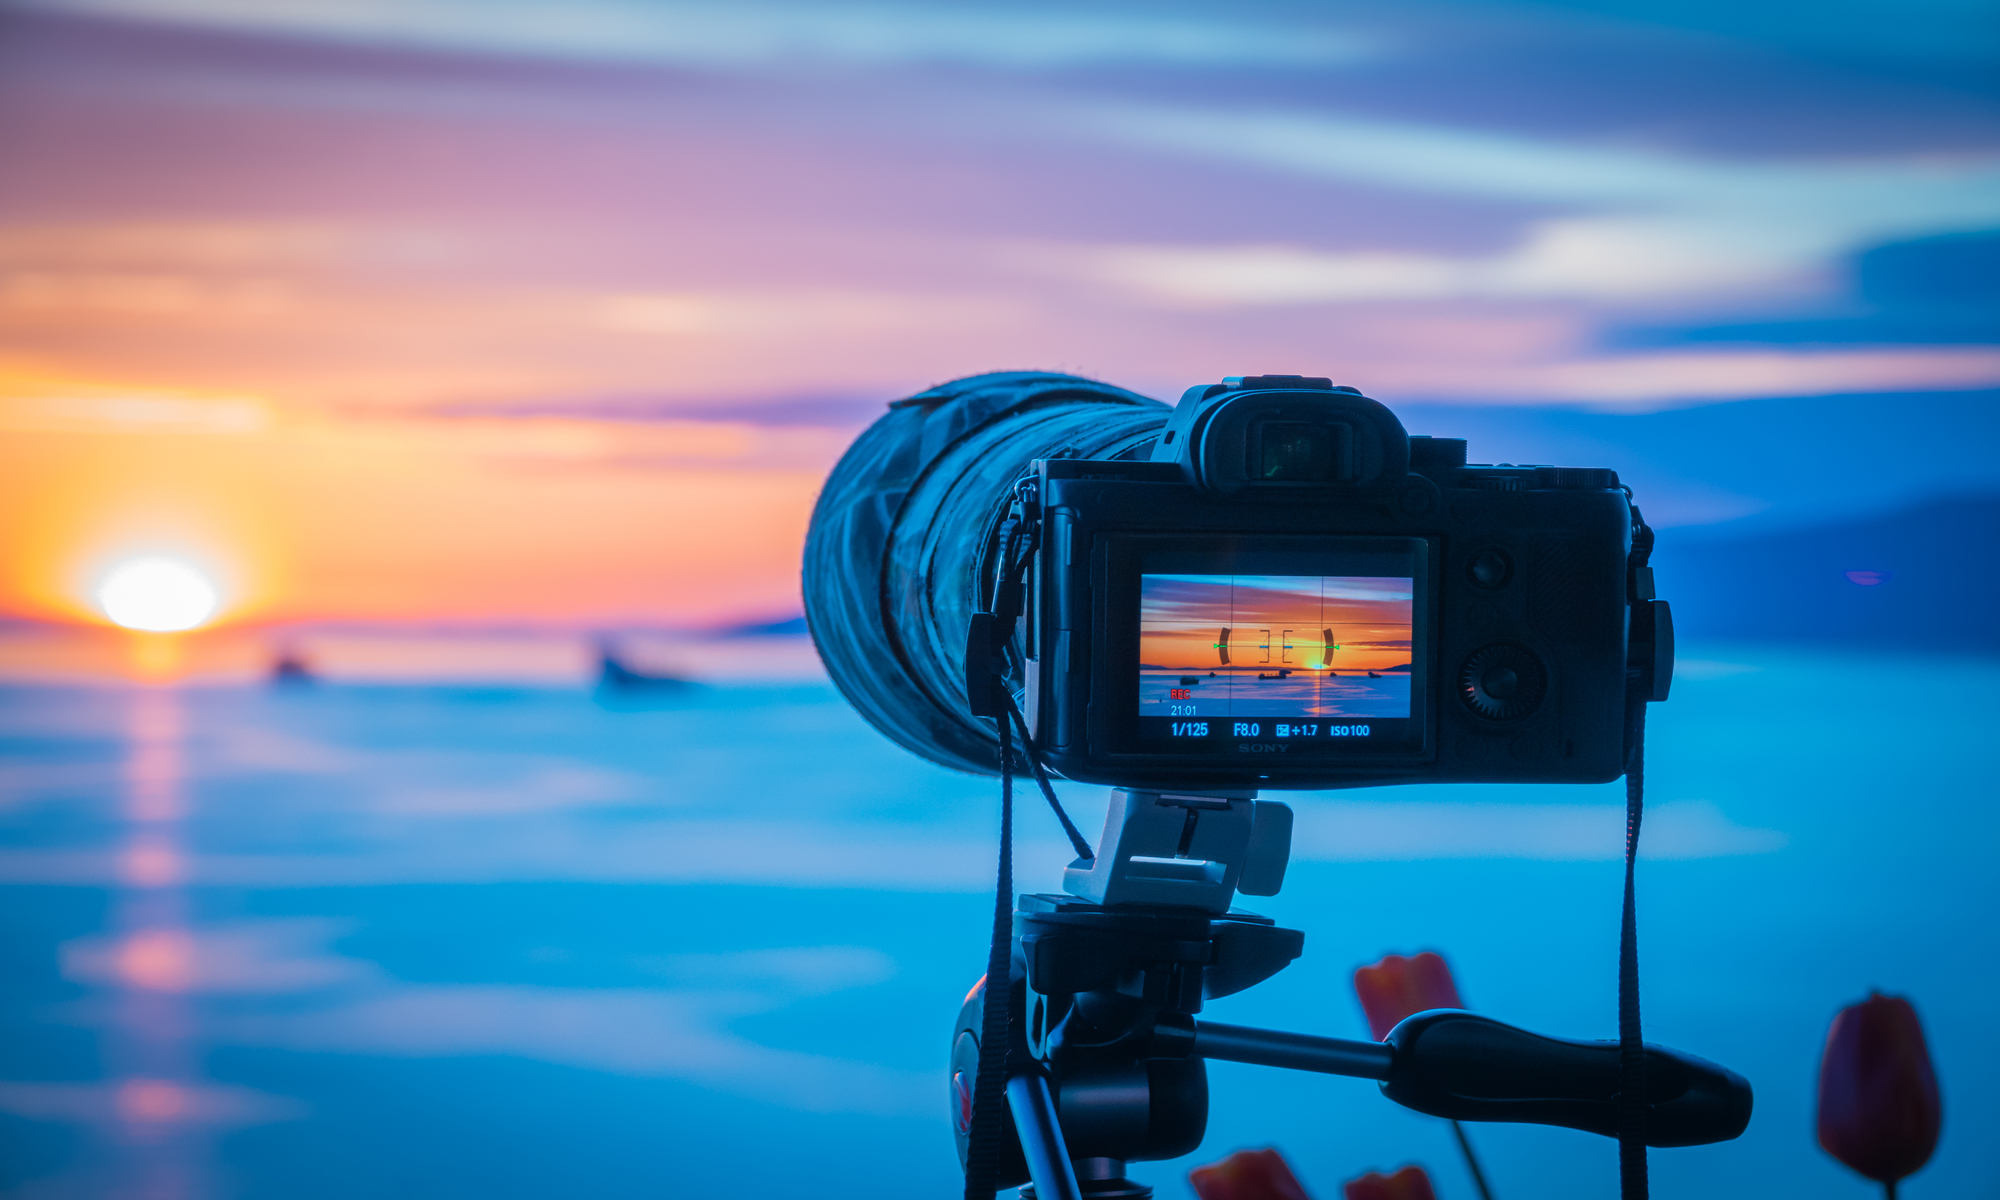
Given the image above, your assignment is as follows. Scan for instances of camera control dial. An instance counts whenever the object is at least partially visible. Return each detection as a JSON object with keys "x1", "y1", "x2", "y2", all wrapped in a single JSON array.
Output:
[{"x1": 1459, "y1": 643, "x2": 1547, "y2": 722}]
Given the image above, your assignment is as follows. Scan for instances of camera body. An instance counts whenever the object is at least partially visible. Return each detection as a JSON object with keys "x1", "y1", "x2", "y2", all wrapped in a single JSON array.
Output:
[{"x1": 1015, "y1": 375, "x2": 1670, "y2": 791}]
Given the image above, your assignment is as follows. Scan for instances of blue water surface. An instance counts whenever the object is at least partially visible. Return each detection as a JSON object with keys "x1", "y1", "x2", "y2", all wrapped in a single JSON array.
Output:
[{"x1": 0, "y1": 644, "x2": 1992, "y2": 1199}]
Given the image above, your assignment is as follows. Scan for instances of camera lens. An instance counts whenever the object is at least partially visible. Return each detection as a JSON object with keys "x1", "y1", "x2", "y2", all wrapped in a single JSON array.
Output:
[{"x1": 803, "y1": 372, "x2": 1167, "y2": 777}]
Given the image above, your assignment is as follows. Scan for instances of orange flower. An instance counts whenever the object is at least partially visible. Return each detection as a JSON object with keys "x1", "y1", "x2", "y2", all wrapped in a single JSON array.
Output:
[
  {"x1": 1342, "y1": 1165, "x2": 1437, "y2": 1200},
  {"x1": 1188, "y1": 1147, "x2": 1312, "y2": 1200},
  {"x1": 1352, "y1": 952, "x2": 1465, "y2": 1041},
  {"x1": 1817, "y1": 992, "x2": 1941, "y2": 1188}
]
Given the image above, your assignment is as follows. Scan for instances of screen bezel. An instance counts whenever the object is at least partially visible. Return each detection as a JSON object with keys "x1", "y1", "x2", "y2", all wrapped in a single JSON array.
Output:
[{"x1": 1090, "y1": 534, "x2": 1435, "y2": 767}]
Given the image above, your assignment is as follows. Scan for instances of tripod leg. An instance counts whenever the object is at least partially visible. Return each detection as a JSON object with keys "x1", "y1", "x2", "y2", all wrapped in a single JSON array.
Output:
[{"x1": 1006, "y1": 1073, "x2": 1082, "y2": 1200}]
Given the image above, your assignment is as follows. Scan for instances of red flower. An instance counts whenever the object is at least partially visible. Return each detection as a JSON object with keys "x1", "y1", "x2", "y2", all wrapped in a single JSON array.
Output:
[
  {"x1": 1188, "y1": 1147, "x2": 1312, "y2": 1200},
  {"x1": 1817, "y1": 992, "x2": 1942, "y2": 1185},
  {"x1": 1353, "y1": 952, "x2": 1465, "y2": 1041},
  {"x1": 1342, "y1": 1165, "x2": 1437, "y2": 1200}
]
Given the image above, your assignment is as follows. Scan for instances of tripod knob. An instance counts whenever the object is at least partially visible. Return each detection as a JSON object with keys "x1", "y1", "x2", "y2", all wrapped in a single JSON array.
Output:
[{"x1": 1381, "y1": 1011, "x2": 1752, "y2": 1147}]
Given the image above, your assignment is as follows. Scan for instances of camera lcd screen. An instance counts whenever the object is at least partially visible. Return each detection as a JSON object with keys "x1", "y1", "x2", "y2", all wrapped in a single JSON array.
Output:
[{"x1": 1137, "y1": 573, "x2": 1414, "y2": 743}]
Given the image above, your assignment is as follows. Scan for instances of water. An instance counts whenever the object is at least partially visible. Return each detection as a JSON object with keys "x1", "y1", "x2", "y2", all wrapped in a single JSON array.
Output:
[{"x1": 1, "y1": 645, "x2": 1993, "y2": 1198}]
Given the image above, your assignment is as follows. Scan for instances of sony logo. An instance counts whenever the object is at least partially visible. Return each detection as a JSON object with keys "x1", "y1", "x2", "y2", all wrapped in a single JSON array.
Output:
[{"x1": 1237, "y1": 743, "x2": 1289, "y2": 753}]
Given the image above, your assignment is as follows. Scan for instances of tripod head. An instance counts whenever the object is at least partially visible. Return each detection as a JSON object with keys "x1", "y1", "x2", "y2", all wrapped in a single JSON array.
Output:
[
  {"x1": 1059, "y1": 790, "x2": 1291, "y2": 913},
  {"x1": 951, "y1": 785, "x2": 1752, "y2": 1200},
  {"x1": 950, "y1": 786, "x2": 1298, "y2": 1195}
]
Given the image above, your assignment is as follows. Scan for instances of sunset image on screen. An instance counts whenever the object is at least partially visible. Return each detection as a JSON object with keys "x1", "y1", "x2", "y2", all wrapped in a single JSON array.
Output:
[{"x1": 1139, "y1": 574, "x2": 1413, "y2": 719}]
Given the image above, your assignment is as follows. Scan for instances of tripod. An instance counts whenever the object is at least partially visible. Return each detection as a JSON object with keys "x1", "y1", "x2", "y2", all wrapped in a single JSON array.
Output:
[{"x1": 951, "y1": 789, "x2": 1752, "y2": 1200}]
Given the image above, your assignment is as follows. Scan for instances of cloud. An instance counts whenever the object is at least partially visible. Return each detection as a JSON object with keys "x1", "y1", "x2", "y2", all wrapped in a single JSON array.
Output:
[
  {"x1": 23, "y1": 0, "x2": 1383, "y2": 69},
  {"x1": 436, "y1": 392, "x2": 884, "y2": 429},
  {"x1": 1185, "y1": 343, "x2": 2000, "y2": 411},
  {"x1": 1041, "y1": 226, "x2": 1804, "y2": 306},
  {"x1": 627, "y1": 945, "x2": 897, "y2": 993},
  {"x1": 49, "y1": 915, "x2": 931, "y2": 1117},
  {"x1": 0, "y1": 798, "x2": 1785, "y2": 889},
  {"x1": 210, "y1": 727, "x2": 648, "y2": 813},
  {"x1": 381, "y1": 764, "x2": 641, "y2": 816},
  {"x1": 153, "y1": 927, "x2": 933, "y2": 1117},
  {"x1": 1087, "y1": 104, "x2": 2000, "y2": 221},
  {"x1": 1061, "y1": 105, "x2": 2000, "y2": 304},
  {"x1": 0, "y1": 221, "x2": 352, "y2": 267},
  {"x1": 1672, "y1": 659, "x2": 1761, "y2": 681},
  {"x1": 217, "y1": 983, "x2": 938, "y2": 1115},
  {"x1": 1288, "y1": 797, "x2": 1786, "y2": 861},
  {"x1": 0, "y1": 394, "x2": 270, "y2": 435},
  {"x1": 3, "y1": 272, "x2": 295, "y2": 319},
  {"x1": 593, "y1": 289, "x2": 1018, "y2": 339},
  {"x1": 1458, "y1": 347, "x2": 2000, "y2": 408},
  {"x1": 0, "y1": 825, "x2": 1081, "y2": 890}
]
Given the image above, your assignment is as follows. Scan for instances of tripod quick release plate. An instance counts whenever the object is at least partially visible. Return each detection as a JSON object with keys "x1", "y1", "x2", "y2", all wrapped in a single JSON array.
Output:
[{"x1": 1062, "y1": 792, "x2": 1293, "y2": 913}]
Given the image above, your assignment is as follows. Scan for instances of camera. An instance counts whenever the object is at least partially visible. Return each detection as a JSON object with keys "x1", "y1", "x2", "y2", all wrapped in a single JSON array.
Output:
[
  {"x1": 804, "y1": 372, "x2": 1733, "y2": 1200},
  {"x1": 804, "y1": 370, "x2": 1672, "y2": 792}
]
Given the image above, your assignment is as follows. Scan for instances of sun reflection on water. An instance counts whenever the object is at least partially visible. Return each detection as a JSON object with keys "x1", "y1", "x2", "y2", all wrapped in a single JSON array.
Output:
[{"x1": 102, "y1": 687, "x2": 209, "y2": 1194}]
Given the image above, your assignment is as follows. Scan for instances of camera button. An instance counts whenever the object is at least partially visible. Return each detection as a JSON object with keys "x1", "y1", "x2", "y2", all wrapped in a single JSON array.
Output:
[{"x1": 1468, "y1": 548, "x2": 1513, "y2": 589}]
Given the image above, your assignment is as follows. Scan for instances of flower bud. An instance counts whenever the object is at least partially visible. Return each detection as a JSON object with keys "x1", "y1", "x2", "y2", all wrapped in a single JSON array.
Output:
[
  {"x1": 1188, "y1": 1147, "x2": 1312, "y2": 1200},
  {"x1": 1342, "y1": 1165, "x2": 1436, "y2": 1200},
  {"x1": 1816, "y1": 991, "x2": 1941, "y2": 1184},
  {"x1": 1353, "y1": 952, "x2": 1465, "y2": 1041}
]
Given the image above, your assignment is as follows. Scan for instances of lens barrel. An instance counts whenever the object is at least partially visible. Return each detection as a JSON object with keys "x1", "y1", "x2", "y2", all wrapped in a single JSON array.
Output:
[{"x1": 803, "y1": 372, "x2": 1168, "y2": 777}]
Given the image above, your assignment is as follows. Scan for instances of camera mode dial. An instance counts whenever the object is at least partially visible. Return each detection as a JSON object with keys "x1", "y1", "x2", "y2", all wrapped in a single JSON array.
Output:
[{"x1": 1458, "y1": 643, "x2": 1547, "y2": 722}]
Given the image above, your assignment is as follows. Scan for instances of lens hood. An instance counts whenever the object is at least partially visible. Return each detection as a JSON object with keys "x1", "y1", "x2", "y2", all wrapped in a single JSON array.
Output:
[{"x1": 803, "y1": 372, "x2": 1167, "y2": 777}]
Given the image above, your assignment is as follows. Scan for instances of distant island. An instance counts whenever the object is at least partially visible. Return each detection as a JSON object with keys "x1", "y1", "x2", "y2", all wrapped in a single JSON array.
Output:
[{"x1": 724, "y1": 615, "x2": 808, "y2": 637}]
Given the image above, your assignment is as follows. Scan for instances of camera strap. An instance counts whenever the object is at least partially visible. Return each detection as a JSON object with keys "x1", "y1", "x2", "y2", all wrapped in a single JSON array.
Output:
[
  {"x1": 963, "y1": 510, "x2": 1099, "y2": 1200},
  {"x1": 1618, "y1": 497, "x2": 1657, "y2": 1200},
  {"x1": 1004, "y1": 692, "x2": 1094, "y2": 861},
  {"x1": 1618, "y1": 701, "x2": 1649, "y2": 1200},
  {"x1": 967, "y1": 508, "x2": 1097, "y2": 864},
  {"x1": 963, "y1": 712, "x2": 1016, "y2": 1200}
]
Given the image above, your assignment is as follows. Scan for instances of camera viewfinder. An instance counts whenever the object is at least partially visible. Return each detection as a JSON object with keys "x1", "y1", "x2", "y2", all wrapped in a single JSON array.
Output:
[{"x1": 1253, "y1": 420, "x2": 1351, "y2": 482}]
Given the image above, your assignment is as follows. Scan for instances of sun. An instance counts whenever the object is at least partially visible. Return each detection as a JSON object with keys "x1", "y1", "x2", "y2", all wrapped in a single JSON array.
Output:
[{"x1": 96, "y1": 558, "x2": 221, "y2": 632}]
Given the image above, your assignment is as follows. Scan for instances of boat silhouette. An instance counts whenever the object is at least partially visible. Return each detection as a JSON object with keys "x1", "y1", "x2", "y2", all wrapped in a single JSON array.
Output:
[
  {"x1": 594, "y1": 638, "x2": 699, "y2": 704},
  {"x1": 268, "y1": 649, "x2": 318, "y2": 686}
]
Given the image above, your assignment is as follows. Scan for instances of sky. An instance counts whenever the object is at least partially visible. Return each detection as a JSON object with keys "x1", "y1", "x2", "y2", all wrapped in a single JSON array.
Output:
[{"x1": 0, "y1": 0, "x2": 1994, "y2": 630}]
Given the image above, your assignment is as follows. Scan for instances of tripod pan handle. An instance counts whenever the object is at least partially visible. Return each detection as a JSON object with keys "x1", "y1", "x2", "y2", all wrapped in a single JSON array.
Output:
[{"x1": 1382, "y1": 1010, "x2": 1752, "y2": 1147}]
